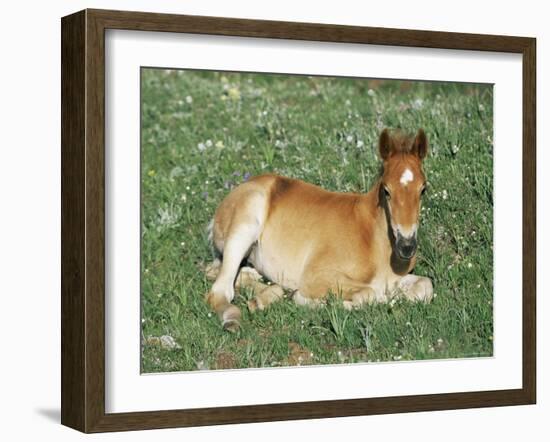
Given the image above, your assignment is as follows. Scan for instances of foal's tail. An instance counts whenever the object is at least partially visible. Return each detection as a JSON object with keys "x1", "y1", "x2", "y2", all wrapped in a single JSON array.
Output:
[
  {"x1": 206, "y1": 218, "x2": 222, "y2": 260},
  {"x1": 206, "y1": 218, "x2": 214, "y2": 244}
]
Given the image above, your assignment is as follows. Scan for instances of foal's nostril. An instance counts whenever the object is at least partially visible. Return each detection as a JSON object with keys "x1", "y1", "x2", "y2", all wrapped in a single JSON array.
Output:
[
  {"x1": 396, "y1": 233, "x2": 417, "y2": 259},
  {"x1": 399, "y1": 243, "x2": 416, "y2": 258}
]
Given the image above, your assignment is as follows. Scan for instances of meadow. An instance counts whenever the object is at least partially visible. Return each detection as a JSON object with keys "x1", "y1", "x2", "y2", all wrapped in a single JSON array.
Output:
[{"x1": 140, "y1": 68, "x2": 494, "y2": 372}]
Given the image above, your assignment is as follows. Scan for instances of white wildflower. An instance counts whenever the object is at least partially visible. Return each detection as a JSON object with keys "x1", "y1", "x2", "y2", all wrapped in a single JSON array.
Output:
[
  {"x1": 156, "y1": 203, "x2": 181, "y2": 232},
  {"x1": 442, "y1": 189, "x2": 448, "y2": 200},
  {"x1": 367, "y1": 89, "x2": 376, "y2": 97},
  {"x1": 451, "y1": 144, "x2": 460, "y2": 154},
  {"x1": 345, "y1": 99, "x2": 351, "y2": 106},
  {"x1": 346, "y1": 135, "x2": 353, "y2": 143},
  {"x1": 196, "y1": 360, "x2": 209, "y2": 370},
  {"x1": 160, "y1": 335, "x2": 181, "y2": 350},
  {"x1": 356, "y1": 140, "x2": 364, "y2": 148},
  {"x1": 412, "y1": 98, "x2": 424, "y2": 110},
  {"x1": 169, "y1": 166, "x2": 184, "y2": 180},
  {"x1": 197, "y1": 142, "x2": 206, "y2": 152},
  {"x1": 205, "y1": 139, "x2": 213, "y2": 148},
  {"x1": 185, "y1": 95, "x2": 193, "y2": 104}
]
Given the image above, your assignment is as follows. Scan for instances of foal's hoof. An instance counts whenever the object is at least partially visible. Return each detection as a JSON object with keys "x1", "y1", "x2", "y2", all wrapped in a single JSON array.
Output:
[
  {"x1": 221, "y1": 304, "x2": 241, "y2": 333},
  {"x1": 222, "y1": 319, "x2": 240, "y2": 333},
  {"x1": 247, "y1": 298, "x2": 263, "y2": 313}
]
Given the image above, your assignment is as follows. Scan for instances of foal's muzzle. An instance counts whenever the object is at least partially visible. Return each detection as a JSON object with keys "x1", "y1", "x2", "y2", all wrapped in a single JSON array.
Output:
[{"x1": 395, "y1": 232, "x2": 417, "y2": 260}]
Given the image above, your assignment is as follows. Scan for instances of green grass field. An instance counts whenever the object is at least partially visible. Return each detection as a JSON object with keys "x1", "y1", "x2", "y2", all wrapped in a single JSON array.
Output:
[{"x1": 140, "y1": 68, "x2": 494, "y2": 373}]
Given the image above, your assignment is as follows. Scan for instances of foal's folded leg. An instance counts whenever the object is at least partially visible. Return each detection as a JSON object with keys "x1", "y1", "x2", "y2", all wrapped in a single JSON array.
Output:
[
  {"x1": 342, "y1": 287, "x2": 378, "y2": 310},
  {"x1": 206, "y1": 225, "x2": 260, "y2": 332},
  {"x1": 235, "y1": 269, "x2": 285, "y2": 312},
  {"x1": 397, "y1": 274, "x2": 434, "y2": 302}
]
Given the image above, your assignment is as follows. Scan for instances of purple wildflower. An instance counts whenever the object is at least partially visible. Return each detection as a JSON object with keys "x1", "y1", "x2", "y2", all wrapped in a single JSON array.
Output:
[{"x1": 243, "y1": 172, "x2": 251, "y2": 181}]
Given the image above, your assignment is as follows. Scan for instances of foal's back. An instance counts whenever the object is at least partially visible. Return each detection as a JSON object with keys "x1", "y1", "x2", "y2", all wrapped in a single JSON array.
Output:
[{"x1": 258, "y1": 174, "x2": 365, "y2": 233}]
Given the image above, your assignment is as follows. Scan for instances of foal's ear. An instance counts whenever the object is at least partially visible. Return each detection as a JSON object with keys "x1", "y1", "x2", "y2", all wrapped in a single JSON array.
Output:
[
  {"x1": 412, "y1": 128, "x2": 428, "y2": 160},
  {"x1": 379, "y1": 128, "x2": 392, "y2": 160}
]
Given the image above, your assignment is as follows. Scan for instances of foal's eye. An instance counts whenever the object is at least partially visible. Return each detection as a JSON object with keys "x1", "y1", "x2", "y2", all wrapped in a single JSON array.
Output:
[{"x1": 383, "y1": 186, "x2": 391, "y2": 199}]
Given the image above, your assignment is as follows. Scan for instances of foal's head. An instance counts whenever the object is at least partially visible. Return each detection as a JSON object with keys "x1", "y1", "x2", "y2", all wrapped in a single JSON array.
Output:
[{"x1": 378, "y1": 128, "x2": 428, "y2": 260}]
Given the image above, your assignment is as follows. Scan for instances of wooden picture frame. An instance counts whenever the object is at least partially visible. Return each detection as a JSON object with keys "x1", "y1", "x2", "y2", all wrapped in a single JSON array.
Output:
[{"x1": 61, "y1": 8, "x2": 536, "y2": 433}]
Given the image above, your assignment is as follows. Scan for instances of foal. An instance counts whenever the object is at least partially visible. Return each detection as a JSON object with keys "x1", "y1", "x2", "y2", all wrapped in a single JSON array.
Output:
[{"x1": 205, "y1": 128, "x2": 433, "y2": 331}]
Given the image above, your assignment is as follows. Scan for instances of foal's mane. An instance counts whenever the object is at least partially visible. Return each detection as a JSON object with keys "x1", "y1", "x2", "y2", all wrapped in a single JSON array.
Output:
[
  {"x1": 375, "y1": 129, "x2": 416, "y2": 179},
  {"x1": 387, "y1": 129, "x2": 415, "y2": 155}
]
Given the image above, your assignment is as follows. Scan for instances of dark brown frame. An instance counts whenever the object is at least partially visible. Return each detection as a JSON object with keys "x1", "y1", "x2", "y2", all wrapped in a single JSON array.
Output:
[{"x1": 61, "y1": 8, "x2": 536, "y2": 433}]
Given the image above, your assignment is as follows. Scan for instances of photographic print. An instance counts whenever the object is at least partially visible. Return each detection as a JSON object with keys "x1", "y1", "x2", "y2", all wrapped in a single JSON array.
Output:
[
  {"x1": 61, "y1": 10, "x2": 535, "y2": 431},
  {"x1": 140, "y1": 68, "x2": 494, "y2": 373}
]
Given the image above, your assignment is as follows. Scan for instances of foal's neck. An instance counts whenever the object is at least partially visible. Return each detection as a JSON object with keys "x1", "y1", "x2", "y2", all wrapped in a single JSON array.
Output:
[{"x1": 357, "y1": 179, "x2": 386, "y2": 225}]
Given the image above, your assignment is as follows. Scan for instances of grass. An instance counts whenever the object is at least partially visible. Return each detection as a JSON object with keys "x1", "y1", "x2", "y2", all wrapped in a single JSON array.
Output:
[{"x1": 140, "y1": 68, "x2": 494, "y2": 373}]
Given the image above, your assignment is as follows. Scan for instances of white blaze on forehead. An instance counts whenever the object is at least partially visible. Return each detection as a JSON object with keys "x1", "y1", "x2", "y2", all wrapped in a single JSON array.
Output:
[{"x1": 400, "y1": 168, "x2": 414, "y2": 186}]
